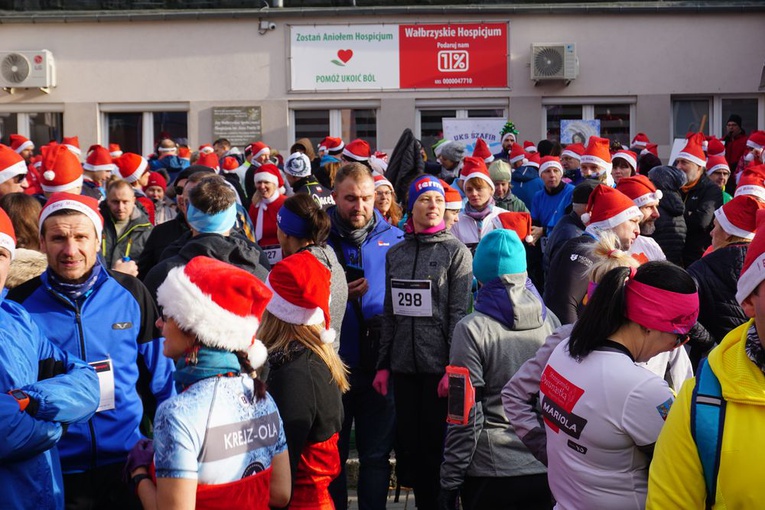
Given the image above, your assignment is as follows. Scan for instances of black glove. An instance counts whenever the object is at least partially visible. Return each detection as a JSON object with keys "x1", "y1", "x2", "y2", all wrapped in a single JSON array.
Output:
[{"x1": 437, "y1": 487, "x2": 460, "y2": 510}]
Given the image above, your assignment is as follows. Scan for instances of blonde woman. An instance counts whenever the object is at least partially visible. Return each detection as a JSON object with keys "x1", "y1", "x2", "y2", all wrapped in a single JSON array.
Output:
[
  {"x1": 259, "y1": 250, "x2": 349, "y2": 509},
  {"x1": 373, "y1": 175, "x2": 402, "y2": 226}
]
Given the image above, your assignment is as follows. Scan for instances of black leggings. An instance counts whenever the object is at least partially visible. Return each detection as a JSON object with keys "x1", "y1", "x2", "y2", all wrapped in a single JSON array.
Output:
[
  {"x1": 461, "y1": 474, "x2": 553, "y2": 510},
  {"x1": 392, "y1": 372, "x2": 447, "y2": 510}
]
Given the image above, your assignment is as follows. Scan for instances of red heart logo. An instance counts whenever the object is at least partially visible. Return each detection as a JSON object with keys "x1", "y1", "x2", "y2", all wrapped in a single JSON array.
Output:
[{"x1": 337, "y1": 49, "x2": 353, "y2": 64}]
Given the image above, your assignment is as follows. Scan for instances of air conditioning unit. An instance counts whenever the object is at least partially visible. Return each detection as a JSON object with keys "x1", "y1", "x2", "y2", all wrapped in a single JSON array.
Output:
[
  {"x1": 0, "y1": 50, "x2": 56, "y2": 90},
  {"x1": 531, "y1": 43, "x2": 578, "y2": 83}
]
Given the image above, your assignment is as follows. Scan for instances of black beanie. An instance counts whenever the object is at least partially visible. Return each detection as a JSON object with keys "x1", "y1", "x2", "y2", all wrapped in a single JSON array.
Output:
[
  {"x1": 572, "y1": 179, "x2": 599, "y2": 204},
  {"x1": 728, "y1": 114, "x2": 743, "y2": 127}
]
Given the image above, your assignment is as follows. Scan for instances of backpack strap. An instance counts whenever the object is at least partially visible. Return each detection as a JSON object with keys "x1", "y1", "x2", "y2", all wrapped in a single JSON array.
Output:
[{"x1": 690, "y1": 358, "x2": 726, "y2": 509}]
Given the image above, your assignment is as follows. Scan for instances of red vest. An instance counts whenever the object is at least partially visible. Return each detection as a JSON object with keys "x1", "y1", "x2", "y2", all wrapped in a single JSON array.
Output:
[{"x1": 290, "y1": 433, "x2": 341, "y2": 510}]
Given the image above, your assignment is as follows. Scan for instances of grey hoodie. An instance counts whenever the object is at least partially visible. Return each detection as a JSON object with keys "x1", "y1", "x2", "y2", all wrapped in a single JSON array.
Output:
[
  {"x1": 378, "y1": 229, "x2": 472, "y2": 375},
  {"x1": 440, "y1": 273, "x2": 560, "y2": 489}
]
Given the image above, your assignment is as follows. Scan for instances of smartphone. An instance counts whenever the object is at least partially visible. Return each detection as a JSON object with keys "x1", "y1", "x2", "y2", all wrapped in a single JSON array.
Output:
[
  {"x1": 345, "y1": 266, "x2": 364, "y2": 283},
  {"x1": 446, "y1": 365, "x2": 474, "y2": 425}
]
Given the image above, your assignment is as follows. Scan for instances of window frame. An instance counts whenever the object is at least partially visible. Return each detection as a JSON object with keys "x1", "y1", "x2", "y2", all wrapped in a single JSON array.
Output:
[
  {"x1": 100, "y1": 103, "x2": 189, "y2": 155},
  {"x1": 289, "y1": 101, "x2": 380, "y2": 150}
]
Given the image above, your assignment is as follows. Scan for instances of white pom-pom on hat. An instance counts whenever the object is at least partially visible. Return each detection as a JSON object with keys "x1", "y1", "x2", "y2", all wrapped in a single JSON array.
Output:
[
  {"x1": 247, "y1": 339, "x2": 268, "y2": 371},
  {"x1": 581, "y1": 212, "x2": 591, "y2": 224},
  {"x1": 43, "y1": 170, "x2": 55, "y2": 181},
  {"x1": 321, "y1": 328, "x2": 336, "y2": 345}
]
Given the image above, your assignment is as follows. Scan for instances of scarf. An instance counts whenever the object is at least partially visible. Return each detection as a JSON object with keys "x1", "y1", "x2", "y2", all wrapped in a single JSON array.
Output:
[
  {"x1": 464, "y1": 199, "x2": 495, "y2": 221},
  {"x1": 745, "y1": 322, "x2": 765, "y2": 376},
  {"x1": 254, "y1": 192, "x2": 281, "y2": 242},
  {"x1": 173, "y1": 346, "x2": 241, "y2": 392},
  {"x1": 329, "y1": 206, "x2": 376, "y2": 247},
  {"x1": 403, "y1": 217, "x2": 445, "y2": 235},
  {"x1": 681, "y1": 173, "x2": 701, "y2": 194},
  {"x1": 47, "y1": 258, "x2": 103, "y2": 301}
]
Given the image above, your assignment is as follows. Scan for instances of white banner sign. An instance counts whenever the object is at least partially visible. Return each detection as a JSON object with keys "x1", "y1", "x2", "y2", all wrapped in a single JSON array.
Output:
[
  {"x1": 442, "y1": 118, "x2": 508, "y2": 156},
  {"x1": 290, "y1": 25, "x2": 400, "y2": 91}
]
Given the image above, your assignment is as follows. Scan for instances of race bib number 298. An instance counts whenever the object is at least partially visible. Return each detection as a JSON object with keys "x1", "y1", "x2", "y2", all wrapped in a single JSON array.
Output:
[{"x1": 391, "y1": 279, "x2": 433, "y2": 317}]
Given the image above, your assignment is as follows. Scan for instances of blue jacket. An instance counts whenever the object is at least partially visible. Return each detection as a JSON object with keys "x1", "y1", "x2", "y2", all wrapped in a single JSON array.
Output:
[
  {"x1": 0, "y1": 297, "x2": 99, "y2": 509},
  {"x1": 511, "y1": 166, "x2": 545, "y2": 211},
  {"x1": 327, "y1": 210, "x2": 404, "y2": 369},
  {"x1": 531, "y1": 183, "x2": 575, "y2": 233},
  {"x1": 8, "y1": 268, "x2": 176, "y2": 473}
]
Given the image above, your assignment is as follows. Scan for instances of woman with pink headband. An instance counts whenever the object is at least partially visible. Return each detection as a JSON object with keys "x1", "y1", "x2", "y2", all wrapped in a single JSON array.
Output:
[{"x1": 538, "y1": 261, "x2": 698, "y2": 510}]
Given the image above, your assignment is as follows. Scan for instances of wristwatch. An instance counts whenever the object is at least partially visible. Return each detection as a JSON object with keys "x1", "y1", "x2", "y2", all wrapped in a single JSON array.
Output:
[{"x1": 8, "y1": 389, "x2": 30, "y2": 412}]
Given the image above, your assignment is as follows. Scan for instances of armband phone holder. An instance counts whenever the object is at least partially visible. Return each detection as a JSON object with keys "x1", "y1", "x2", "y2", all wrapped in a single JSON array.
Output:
[{"x1": 446, "y1": 365, "x2": 475, "y2": 425}]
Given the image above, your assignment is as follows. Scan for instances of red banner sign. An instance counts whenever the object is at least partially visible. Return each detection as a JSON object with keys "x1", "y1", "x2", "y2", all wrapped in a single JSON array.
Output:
[{"x1": 398, "y1": 23, "x2": 508, "y2": 89}]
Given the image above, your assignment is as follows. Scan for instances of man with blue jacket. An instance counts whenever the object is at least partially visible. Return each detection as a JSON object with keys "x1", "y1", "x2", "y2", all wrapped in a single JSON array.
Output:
[
  {"x1": 0, "y1": 207, "x2": 100, "y2": 510},
  {"x1": 9, "y1": 192, "x2": 175, "y2": 509},
  {"x1": 327, "y1": 162, "x2": 404, "y2": 510}
]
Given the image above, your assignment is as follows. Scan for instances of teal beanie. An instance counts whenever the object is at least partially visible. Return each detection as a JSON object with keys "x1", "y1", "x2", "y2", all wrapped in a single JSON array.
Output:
[{"x1": 473, "y1": 229, "x2": 526, "y2": 283}]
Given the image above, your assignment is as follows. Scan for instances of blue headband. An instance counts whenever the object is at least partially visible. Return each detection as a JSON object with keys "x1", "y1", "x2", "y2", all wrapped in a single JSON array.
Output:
[
  {"x1": 408, "y1": 175, "x2": 445, "y2": 211},
  {"x1": 186, "y1": 202, "x2": 237, "y2": 234},
  {"x1": 321, "y1": 155, "x2": 341, "y2": 167},
  {"x1": 277, "y1": 205, "x2": 311, "y2": 239}
]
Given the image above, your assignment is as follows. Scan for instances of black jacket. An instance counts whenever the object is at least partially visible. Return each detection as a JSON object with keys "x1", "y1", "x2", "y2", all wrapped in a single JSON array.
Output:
[
  {"x1": 681, "y1": 172, "x2": 722, "y2": 267},
  {"x1": 385, "y1": 128, "x2": 426, "y2": 200},
  {"x1": 686, "y1": 243, "x2": 749, "y2": 366},
  {"x1": 648, "y1": 166, "x2": 688, "y2": 267},
  {"x1": 292, "y1": 175, "x2": 335, "y2": 210},
  {"x1": 543, "y1": 210, "x2": 584, "y2": 275},
  {"x1": 142, "y1": 232, "x2": 270, "y2": 302},
  {"x1": 543, "y1": 234, "x2": 596, "y2": 325},
  {"x1": 137, "y1": 212, "x2": 190, "y2": 279}
]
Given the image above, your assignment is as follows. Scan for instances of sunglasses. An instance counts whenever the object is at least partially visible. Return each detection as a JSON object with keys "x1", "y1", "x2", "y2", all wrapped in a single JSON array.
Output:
[
  {"x1": 674, "y1": 334, "x2": 690, "y2": 349},
  {"x1": 173, "y1": 185, "x2": 184, "y2": 196},
  {"x1": 13, "y1": 173, "x2": 27, "y2": 184}
]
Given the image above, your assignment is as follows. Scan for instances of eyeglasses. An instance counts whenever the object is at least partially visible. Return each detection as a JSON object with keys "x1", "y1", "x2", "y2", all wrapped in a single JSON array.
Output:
[
  {"x1": 375, "y1": 191, "x2": 392, "y2": 198},
  {"x1": 174, "y1": 185, "x2": 184, "y2": 196},
  {"x1": 13, "y1": 173, "x2": 27, "y2": 184},
  {"x1": 674, "y1": 334, "x2": 690, "y2": 349}
]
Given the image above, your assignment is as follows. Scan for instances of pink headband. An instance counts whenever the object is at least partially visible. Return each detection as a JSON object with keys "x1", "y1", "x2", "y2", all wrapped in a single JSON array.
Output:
[{"x1": 624, "y1": 279, "x2": 698, "y2": 335}]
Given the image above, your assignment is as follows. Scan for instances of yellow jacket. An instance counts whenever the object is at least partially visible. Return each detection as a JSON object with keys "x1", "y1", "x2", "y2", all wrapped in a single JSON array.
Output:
[{"x1": 647, "y1": 320, "x2": 765, "y2": 509}]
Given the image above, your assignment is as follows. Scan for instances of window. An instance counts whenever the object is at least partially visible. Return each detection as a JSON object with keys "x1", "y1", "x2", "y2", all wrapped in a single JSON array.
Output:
[
  {"x1": 721, "y1": 98, "x2": 758, "y2": 135},
  {"x1": 101, "y1": 105, "x2": 188, "y2": 155},
  {"x1": 417, "y1": 106, "x2": 506, "y2": 159},
  {"x1": 0, "y1": 111, "x2": 63, "y2": 149},
  {"x1": 673, "y1": 99, "x2": 710, "y2": 138},
  {"x1": 544, "y1": 100, "x2": 634, "y2": 145},
  {"x1": 290, "y1": 105, "x2": 378, "y2": 153}
]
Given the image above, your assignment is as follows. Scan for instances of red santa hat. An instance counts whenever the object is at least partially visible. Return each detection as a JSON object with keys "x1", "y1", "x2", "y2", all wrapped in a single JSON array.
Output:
[
  {"x1": 526, "y1": 152, "x2": 541, "y2": 169},
  {"x1": 561, "y1": 143, "x2": 585, "y2": 161},
  {"x1": 615, "y1": 175, "x2": 663, "y2": 208},
  {"x1": 373, "y1": 174, "x2": 393, "y2": 190},
  {"x1": 62, "y1": 136, "x2": 81, "y2": 157},
  {"x1": 39, "y1": 192, "x2": 104, "y2": 242},
  {"x1": 40, "y1": 145, "x2": 84, "y2": 193},
  {"x1": 440, "y1": 179, "x2": 463, "y2": 211},
  {"x1": 114, "y1": 153, "x2": 149, "y2": 183},
  {"x1": 539, "y1": 156, "x2": 563, "y2": 174},
  {"x1": 676, "y1": 138, "x2": 706, "y2": 167},
  {"x1": 715, "y1": 195, "x2": 765, "y2": 242},
  {"x1": 9, "y1": 134, "x2": 33, "y2": 154},
  {"x1": 157, "y1": 256, "x2": 273, "y2": 369},
  {"x1": 737, "y1": 210, "x2": 765, "y2": 304},
  {"x1": 706, "y1": 155, "x2": 730, "y2": 176},
  {"x1": 221, "y1": 156, "x2": 240, "y2": 172},
  {"x1": 581, "y1": 185, "x2": 642, "y2": 230},
  {"x1": 253, "y1": 163, "x2": 284, "y2": 188},
  {"x1": 460, "y1": 156, "x2": 495, "y2": 192},
  {"x1": 580, "y1": 136, "x2": 613, "y2": 173},
  {"x1": 612, "y1": 150, "x2": 638, "y2": 171},
  {"x1": 342, "y1": 139, "x2": 371, "y2": 162},
  {"x1": 508, "y1": 143, "x2": 527, "y2": 165},
  {"x1": 735, "y1": 165, "x2": 765, "y2": 202},
  {"x1": 319, "y1": 137, "x2": 344, "y2": 155},
  {"x1": 523, "y1": 140, "x2": 537, "y2": 153},
  {"x1": 108, "y1": 143, "x2": 123, "y2": 158},
  {"x1": 640, "y1": 143, "x2": 659, "y2": 158},
  {"x1": 472, "y1": 138, "x2": 494, "y2": 164},
  {"x1": 631, "y1": 133, "x2": 650, "y2": 149},
  {"x1": 248, "y1": 141, "x2": 270, "y2": 160},
  {"x1": 146, "y1": 171, "x2": 167, "y2": 192},
  {"x1": 747, "y1": 131, "x2": 765, "y2": 150},
  {"x1": 0, "y1": 208, "x2": 16, "y2": 260},
  {"x1": 491, "y1": 211, "x2": 534, "y2": 243},
  {"x1": 266, "y1": 250, "x2": 335, "y2": 344},
  {"x1": 83, "y1": 145, "x2": 117, "y2": 173},
  {"x1": 178, "y1": 147, "x2": 191, "y2": 161},
  {"x1": 198, "y1": 144, "x2": 214, "y2": 154},
  {"x1": 196, "y1": 152, "x2": 220, "y2": 172},
  {"x1": 706, "y1": 136, "x2": 726, "y2": 158},
  {"x1": 0, "y1": 145, "x2": 29, "y2": 185}
]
